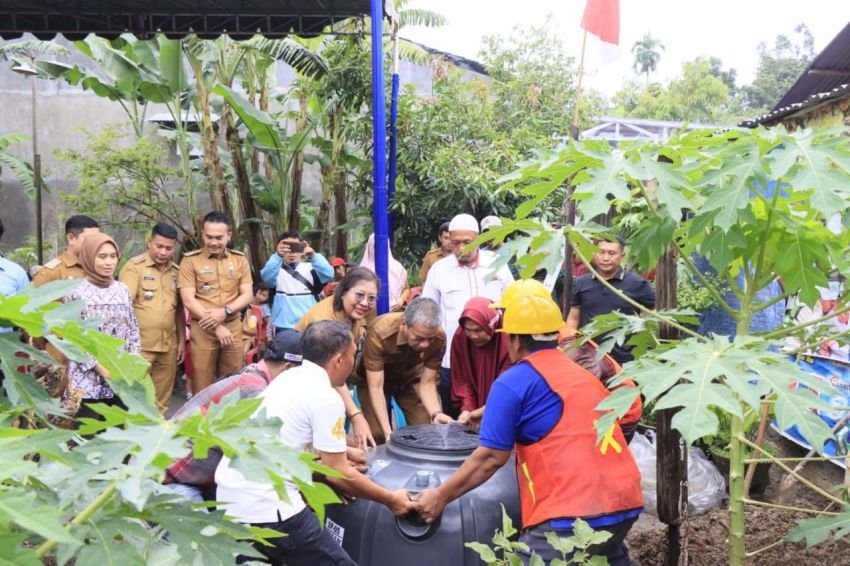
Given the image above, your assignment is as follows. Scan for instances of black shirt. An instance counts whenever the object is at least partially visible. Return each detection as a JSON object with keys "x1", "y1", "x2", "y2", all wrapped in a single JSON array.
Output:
[{"x1": 570, "y1": 268, "x2": 656, "y2": 364}]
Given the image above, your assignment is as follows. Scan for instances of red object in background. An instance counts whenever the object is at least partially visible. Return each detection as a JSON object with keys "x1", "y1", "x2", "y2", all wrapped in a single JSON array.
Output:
[
  {"x1": 323, "y1": 281, "x2": 340, "y2": 298},
  {"x1": 581, "y1": 0, "x2": 620, "y2": 45},
  {"x1": 571, "y1": 256, "x2": 589, "y2": 278}
]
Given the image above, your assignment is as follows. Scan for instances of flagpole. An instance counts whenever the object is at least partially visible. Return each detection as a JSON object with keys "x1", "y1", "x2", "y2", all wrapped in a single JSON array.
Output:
[
  {"x1": 569, "y1": 29, "x2": 588, "y2": 141},
  {"x1": 561, "y1": 28, "x2": 587, "y2": 316}
]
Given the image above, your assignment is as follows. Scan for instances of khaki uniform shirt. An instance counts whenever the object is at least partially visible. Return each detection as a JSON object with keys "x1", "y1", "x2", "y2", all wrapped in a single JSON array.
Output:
[
  {"x1": 354, "y1": 312, "x2": 445, "y2": 393},
  {"x1": 32, "y1": 250, "x2": 85, "y2": 287},
  {"x1": 294, "y1": 296, "x2": 372, "y2": 340},
  {"x1": 418, "y1": 248, "x2": 448, "y2": 284},
  {"x1": 178, "y1": 249, "x2": 252, "y2": 319},
  {"x1": 119, "y1": 253, "x2": 180, "y2": 353}
]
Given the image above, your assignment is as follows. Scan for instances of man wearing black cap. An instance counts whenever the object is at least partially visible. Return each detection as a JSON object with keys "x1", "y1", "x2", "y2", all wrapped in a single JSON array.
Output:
[{"x1": 163, "y1": 329, "x2": 306, "y2": 504}]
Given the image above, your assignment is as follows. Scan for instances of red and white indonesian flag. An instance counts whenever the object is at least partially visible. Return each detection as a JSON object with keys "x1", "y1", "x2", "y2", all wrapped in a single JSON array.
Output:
[{"x1": 580, "y1": 0, "x2": 620, "y2": 65}]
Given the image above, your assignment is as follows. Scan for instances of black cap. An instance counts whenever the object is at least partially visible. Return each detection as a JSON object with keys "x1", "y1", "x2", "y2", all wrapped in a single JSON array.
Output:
[{"x1": 264, "y1": 329, "x2": 303, "y2": 364}]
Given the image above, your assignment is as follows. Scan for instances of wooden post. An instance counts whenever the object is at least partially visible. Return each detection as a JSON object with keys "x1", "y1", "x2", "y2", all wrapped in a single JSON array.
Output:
[{"x1": 655, "y1": 243, "x2": 688, "y2": 566}]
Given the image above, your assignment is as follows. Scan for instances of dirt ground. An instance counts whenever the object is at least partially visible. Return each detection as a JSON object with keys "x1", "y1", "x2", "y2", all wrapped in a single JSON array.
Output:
[{"x1": 625, "y1": 433, "x2": 850, "y2": 565}]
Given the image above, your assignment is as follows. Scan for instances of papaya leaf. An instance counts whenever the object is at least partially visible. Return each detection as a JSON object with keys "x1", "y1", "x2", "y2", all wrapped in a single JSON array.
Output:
[{"x1": 786, "y1": 508, "x2": 850, "y2": 547}]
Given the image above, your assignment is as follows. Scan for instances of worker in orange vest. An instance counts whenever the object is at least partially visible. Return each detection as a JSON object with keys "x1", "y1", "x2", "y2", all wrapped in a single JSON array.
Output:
[{"x1": 415, "y1": 292, "x2": 643, "y2": 565}]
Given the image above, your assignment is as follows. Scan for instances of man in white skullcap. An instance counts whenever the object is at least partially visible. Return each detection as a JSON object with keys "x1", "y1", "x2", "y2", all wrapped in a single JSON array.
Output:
[{"x1": 421, "y1": 213, "x2": 514, "y2": 418}]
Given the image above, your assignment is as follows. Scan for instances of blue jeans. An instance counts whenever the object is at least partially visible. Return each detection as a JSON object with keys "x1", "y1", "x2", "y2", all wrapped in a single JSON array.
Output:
[
  {"x1": 518, "y1": 517, "x2": 637, "y2": 565},
  {"x1": 239, "y1": 507, "x2": 355, "y2": 566}
]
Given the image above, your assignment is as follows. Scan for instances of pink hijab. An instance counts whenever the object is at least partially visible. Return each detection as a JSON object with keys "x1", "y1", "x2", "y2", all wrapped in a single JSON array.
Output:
[{"x1": 360, "y1": 233, "x2": 407, "y2": 308}]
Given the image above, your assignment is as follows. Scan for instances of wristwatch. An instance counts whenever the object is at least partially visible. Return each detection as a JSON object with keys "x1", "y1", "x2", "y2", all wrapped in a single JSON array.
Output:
[{"x1": 223, "y1": 305, "x2": 234, "y2": 316}]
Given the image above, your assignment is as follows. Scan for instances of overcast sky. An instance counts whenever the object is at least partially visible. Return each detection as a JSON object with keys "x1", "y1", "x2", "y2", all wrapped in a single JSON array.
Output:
[{"x1": 403, "y1": 1, "x2": 848, "y2": 97}]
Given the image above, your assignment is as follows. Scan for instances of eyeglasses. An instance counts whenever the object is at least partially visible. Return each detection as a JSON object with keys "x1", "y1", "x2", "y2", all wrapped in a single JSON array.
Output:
[{"x1": 352, "y1": 291, "x2": 378, "y2": 305}]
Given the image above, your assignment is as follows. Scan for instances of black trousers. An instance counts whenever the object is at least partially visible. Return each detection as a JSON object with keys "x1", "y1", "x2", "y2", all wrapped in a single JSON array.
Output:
[
  {"x1": 518, "y1": 516, "x2": 638, "y2": 566},
  {"x1": 239, "y1": 507, "x2": 356, "y2": 566}
]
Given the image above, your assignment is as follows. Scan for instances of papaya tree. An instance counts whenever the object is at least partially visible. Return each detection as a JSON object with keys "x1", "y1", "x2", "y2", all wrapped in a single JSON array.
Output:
[
  {"x1": 0, "y1": 280, "x2": 341, "y2": 564},
  {"x1": 490, "y1": 125, "x2": 850, "y2": 564}
]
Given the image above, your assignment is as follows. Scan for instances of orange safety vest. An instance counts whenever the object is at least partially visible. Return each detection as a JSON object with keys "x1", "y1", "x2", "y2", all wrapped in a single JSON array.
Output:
[{"x1": 515, "y1": 348, "x2": 644, "y2": 528}]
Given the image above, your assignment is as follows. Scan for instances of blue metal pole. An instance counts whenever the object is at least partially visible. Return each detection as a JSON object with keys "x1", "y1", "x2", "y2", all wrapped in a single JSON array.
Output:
[
  {"x1": 387, "y1": 28, "x2": 400, "y2": 247},
  {"x1": 371, "y1": 0, "x2": 390, "y2": 315},
  {"x1": 388, "y1": 72, "x2": 399, "y2": 247}
]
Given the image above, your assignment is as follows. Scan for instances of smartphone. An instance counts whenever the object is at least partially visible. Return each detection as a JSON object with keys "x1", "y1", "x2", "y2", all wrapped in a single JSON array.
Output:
[{"x1": 287, "y1": 241, "x2": 307, "y2": 253}]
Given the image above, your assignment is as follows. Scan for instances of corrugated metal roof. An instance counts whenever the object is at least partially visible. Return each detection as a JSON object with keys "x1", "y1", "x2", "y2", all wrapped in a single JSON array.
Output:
[
  {"x1": 0, "y1": 1, "x2": 373, "y2": 40},
  {"x1": 742, "y1": 22, "x2": 850, "y2": 128}
]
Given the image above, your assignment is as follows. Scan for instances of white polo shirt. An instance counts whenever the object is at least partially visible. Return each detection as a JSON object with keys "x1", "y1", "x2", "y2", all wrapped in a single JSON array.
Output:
[
  {"x1": 215, "y1": 359, "x2": 347, "y2": 523},
  {"x1": 421, "y1": 249, "x2": 514, "y2": 368}
]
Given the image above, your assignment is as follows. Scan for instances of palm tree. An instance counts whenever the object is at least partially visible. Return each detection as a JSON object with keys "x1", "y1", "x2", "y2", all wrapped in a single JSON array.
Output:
[{"x1": 632, "y1": 33, "x2": 665, "y2": 84}]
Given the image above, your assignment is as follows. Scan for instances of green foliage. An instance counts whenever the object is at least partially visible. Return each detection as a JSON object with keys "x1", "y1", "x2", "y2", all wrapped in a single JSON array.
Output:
[
  {"x1": 631, "y1": 33, "x2": 665, "y2": 82},
  {"x1": 0, "y1": 280, "x2": 338, "y2": 564},
  {"x1": 787, "y1": 508, "x2": 850, "y2": 547},
  {"x1": 55, "y1": 126, "x2": 197, "y2": 243},
  {"x1": 0, "y1": 133, "x2": 35, "y2": 197},
  {"x1": 499, "y1": 123, "x2": 850, "y2": 560},
  {"x1": 612, "y1": 57, "x2": 731, "y2": 123},
  {"x1": 741, "y1": 24, "x2": 815, "y2": 112},
  {"x1": 386, "y1": 20, "x2": 604, "y2": 273},
  {"x1": 503, "y1": 125, "x2": 850, "y2": 447},
  {"x1": 465, "y1": 505, "x2": 610, "y2": 566}
]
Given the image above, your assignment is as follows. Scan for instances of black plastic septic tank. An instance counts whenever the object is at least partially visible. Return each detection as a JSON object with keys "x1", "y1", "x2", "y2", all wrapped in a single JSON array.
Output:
[{"x1": 325, "y1": 423, "x2": 521, "y2": 566}]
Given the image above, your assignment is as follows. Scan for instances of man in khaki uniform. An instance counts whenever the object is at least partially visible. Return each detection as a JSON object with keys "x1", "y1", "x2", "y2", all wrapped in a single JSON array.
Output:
[
  {"x1": 32, "y1": 215, "x2": 100, "y2": 362},
  {"x1": 33, "y1": 215, "x2": 100, "y2": 286},
  {"x1": 354, "y1": 297, "x2": 451, "y2": 444},
  {"x1": 417, "y1": 221, "x2": 452, "y2": 284},
  {"x1": 120, "y1": 223, "x2": 185, "y2": 413},
  {"x1": 179, "y1": 212, "x2": 253, "y2": 392}
]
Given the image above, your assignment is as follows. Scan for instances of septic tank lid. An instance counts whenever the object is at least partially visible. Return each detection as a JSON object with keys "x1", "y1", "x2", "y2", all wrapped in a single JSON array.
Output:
[{"x1": 390, "y1": 423, "x2": 480, "y2": 453}]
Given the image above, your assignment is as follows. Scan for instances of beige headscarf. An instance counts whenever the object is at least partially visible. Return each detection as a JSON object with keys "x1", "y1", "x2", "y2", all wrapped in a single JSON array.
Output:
[{"x1": 79, "y1": 232, "x2": 120, "y2": 288}]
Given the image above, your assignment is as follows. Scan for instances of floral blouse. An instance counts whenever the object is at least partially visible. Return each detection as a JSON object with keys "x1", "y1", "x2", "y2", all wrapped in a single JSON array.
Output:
[{"x1": 63, "y1": 279, "x2": 141, "y2": 400}]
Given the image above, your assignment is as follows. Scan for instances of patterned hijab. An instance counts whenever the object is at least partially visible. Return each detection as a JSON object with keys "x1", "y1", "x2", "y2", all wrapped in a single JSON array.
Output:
[{"x1": 79, "y1": 232, "x2": 119, "y2": 288}]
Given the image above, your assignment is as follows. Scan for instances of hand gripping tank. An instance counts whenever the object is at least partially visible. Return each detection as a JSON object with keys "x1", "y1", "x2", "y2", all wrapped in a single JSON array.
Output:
[{"x1": 325, "y1": 423, "x2": 521, "y2": 565}]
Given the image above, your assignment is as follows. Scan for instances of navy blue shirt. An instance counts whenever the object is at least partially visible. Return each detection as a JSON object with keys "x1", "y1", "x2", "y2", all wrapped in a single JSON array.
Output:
[{"x1": 570, "y1": 268, "x2": 655, "y2": 364}]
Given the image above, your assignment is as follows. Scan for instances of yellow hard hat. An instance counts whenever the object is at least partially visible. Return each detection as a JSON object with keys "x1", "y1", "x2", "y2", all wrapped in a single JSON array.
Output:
[
  {"x1": 498, "y1": 294, "x2": 564, "y2": 335},
  {"x1": 491, "y1": 279, "x2": 551, "y2": 309}
]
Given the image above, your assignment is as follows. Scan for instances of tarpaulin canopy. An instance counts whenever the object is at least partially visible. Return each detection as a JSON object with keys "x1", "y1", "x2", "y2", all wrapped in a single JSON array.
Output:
[
  {"x1": 0, "y1": 0, "x2": 372, "y2": 39},
  {"x1": 0, "y1": 0, "x2": 395, "y2": 313}
]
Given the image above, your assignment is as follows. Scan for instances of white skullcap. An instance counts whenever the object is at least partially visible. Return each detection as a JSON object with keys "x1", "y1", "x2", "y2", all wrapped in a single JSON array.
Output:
[
  {"x1": 448, "y1": 213, "x2": 479, "y2": 233},
  {"x1": 480, "y1": 215, "x2": 502, "y2": 231}
]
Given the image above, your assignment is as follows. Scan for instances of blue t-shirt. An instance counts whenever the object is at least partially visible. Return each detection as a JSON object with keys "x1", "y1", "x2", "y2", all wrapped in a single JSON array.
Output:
[
  {"x1": 0, "y1": 256, "x2": 29, "y2": 333},
  {"x1": 479, "y1": 344, "x2": 641, "y2": 528}
]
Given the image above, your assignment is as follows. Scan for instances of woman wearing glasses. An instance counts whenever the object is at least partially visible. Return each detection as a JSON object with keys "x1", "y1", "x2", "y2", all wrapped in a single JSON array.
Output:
[{"x1": 296, "y1": 267, "x2": 380, "y2": 448}]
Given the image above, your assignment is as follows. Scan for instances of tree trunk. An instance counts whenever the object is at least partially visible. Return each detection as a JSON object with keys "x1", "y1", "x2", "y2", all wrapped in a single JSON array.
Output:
[
  {"x1": 188, "y1": 57, "x2": 229, "y2": 213},
  {"x1": 317, "y1": 162, "x2": 335, "y2": 255},
  {"x1": 334, "y1": 171, "x2": 348, "y2": 259},
  {"x1": 655, "y1": 244, "x2": 689, "y2": 566},
  {"x1": 288, "y1": 90, "x2": 309, "y2": 232},
  {"x1": 225, "y1": 115, "x2": 266, "y2": 278}
]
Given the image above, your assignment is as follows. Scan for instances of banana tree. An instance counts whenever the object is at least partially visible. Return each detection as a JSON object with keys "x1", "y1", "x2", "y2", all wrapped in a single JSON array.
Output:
[
  {"x1": 37, "y1": 34, "x2": 203, "y2": 225},
  {"x1": 492, "y1": 125, "x2": 850, "y2": 565},
  {"x1": 0, "y1": 133, "x2": 35, "y2": 197}
]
